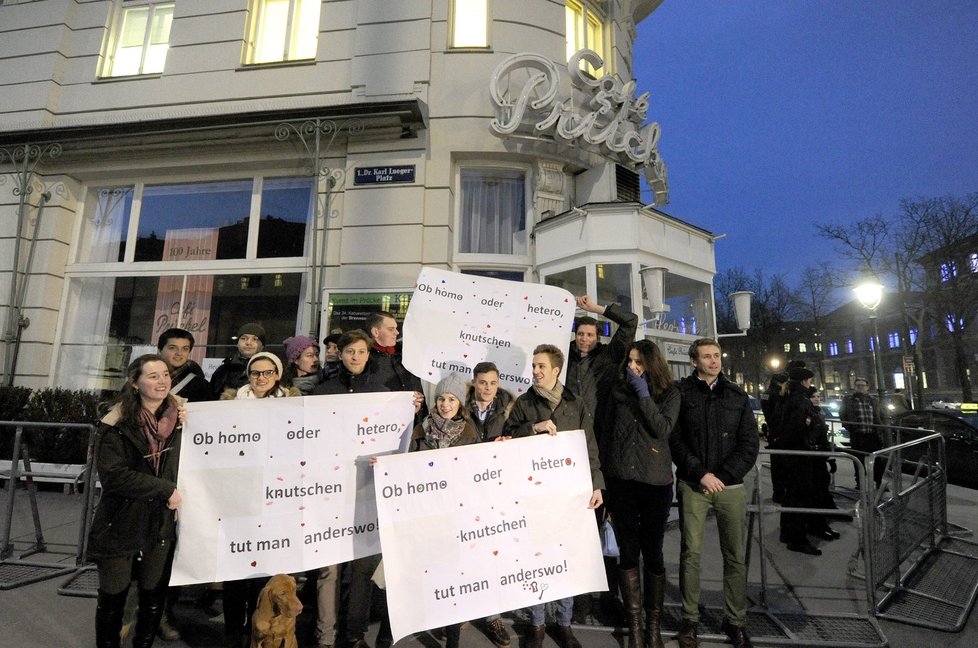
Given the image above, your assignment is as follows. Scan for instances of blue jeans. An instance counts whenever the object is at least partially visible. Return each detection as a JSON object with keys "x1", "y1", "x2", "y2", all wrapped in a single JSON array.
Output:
[{"x1": 529, "y1": 597, "x2": 573, "y2": 625}]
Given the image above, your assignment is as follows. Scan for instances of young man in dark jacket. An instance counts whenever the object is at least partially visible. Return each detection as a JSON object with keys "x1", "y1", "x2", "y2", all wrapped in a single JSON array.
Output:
[
  {"x1": 566, "y1": 295, "x2": 638, "y2": 421},
  {"x1": 670, "y1": 339, "x2": 758, "y2": 648},
  {"x1": 505, "y1": 344, "x2": 604, "y2": 648},
  {"x1": 157, "y1": 328, "x2": 212, "y2": 403}
]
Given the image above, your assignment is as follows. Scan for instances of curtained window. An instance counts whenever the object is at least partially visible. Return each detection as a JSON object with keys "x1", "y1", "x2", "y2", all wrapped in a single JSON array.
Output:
[{"x1": 459, "y1": 168, "x2": 526, "y2": 255}]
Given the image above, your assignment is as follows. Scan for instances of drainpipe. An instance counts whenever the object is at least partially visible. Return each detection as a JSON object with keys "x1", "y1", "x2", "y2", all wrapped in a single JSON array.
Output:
[
  {"x1": 1, "y1": 183, "x2": 30, "y2": 386},
  {"x1": 5, "y1": 191, "x2": 51, "y2": 385}
]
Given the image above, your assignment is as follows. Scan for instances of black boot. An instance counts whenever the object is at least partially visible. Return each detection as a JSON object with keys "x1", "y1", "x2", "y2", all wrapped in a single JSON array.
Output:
[
  {"x1": 96, "y1": 589, "x2": 129, "y2": 648},
  {"x1": 526, "y1": 625, "x2": 546, "y2": 648},
  {"x1": 444, "y1": 623, "x2": 462, "y2": 648},
  {"x1": 132, "y1": 587, "x2": 166, "y2": 648},
  {"x1": 643, "y1": 572, "x2": 665, "y2": 648},
  {"x1": 618, "y1": 568, "x2": 643, "y2": 648}
]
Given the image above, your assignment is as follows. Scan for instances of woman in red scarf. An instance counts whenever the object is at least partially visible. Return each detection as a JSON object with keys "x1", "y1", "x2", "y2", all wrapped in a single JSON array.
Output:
[{"x1": 88, "y1": 354, "x2": 185, "y2": 648}]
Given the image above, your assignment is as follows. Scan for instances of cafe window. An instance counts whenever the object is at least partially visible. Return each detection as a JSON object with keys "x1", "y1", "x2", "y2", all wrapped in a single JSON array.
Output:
[{"x1": 78, "y1": 177, "x2": 313, "y2": 264}]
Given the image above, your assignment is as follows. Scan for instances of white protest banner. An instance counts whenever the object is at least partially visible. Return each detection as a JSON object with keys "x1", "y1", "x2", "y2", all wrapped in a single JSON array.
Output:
[
  {"x1": 170, "y1": 392, "x2": 414, "y2": 585},
  {"x1": 374, "y1": 431, "x2": 606, "y2": 643},
  {"x1": 401, "y1": 267, "x2": 575, "y2": 396}
]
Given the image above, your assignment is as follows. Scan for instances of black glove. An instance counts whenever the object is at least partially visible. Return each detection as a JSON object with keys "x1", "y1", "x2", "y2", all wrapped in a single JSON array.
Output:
[{"x1": 827, "y1": 458, "x2": 837, "y2": 474}]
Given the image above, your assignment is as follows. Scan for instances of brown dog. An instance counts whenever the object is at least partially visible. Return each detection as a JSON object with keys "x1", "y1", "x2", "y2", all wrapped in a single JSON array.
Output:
[{"x1": 251, "y1": 573, "x2": 304, "y2": 648}]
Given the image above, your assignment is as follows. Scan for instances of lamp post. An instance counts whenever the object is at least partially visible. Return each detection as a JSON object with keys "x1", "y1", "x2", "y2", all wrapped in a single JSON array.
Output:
[{"x1": 854, "y1": 278, "x2": 889, "y2": 427}]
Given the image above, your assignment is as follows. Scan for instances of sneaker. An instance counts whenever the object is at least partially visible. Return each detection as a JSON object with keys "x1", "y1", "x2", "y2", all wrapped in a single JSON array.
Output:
[{"x1": 485, "y1": 618, "x2": 512, "y2": 647}]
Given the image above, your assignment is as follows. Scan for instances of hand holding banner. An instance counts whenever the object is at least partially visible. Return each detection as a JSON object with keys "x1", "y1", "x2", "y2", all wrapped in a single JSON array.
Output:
[
  {"x1": 170, "y1": 392, "x2": 414, "y2": 585},
  {"x1": 401, "y1": 268, "x2": 575, "y2": 395},
  {"x1": 374, "y1": 431, "x2": 606, "y2": 643}
]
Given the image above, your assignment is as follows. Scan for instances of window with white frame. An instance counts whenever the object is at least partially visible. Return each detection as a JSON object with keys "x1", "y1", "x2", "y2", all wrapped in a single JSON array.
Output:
[
  {"x1": 451, "y1": 0, "x2": 489, "y2": 48},
  {"x1": 60, "y1": 176, "x2": 315, "y2": 391},
  {"x1": 245, "y1": 0, "x2": 321, "y2": 64},
  {"x1": 458, "y1": 167, "x2": 528, "y2": 256},
  {"x1": 566, "y1": 0, "x2": 607, "y2": 75},
  {"x1": 888, "y1": 332, "x2": 901, "y2": 348},
  {"x1": 100, "y1": 1, "x2": 174, "y2": 77},
  {"x1": 798, "y1": 342, "x2": 808, "y2": 353},
  {"x1": 828, "y1": 342, "x2": 838, "y2": 356}
]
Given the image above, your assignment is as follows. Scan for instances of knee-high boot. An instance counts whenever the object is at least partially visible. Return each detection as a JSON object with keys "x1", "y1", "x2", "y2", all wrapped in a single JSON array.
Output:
[
  {"x1": 95, "y1": 589, "x2": 129, "y2": 648},
  {"x1": 643, "y1": 572, "x2": 665, "y2": 648},
  {"x1": 619, "y1": 568, "x2": 643, "y2": 648},
  {"x1": 131, "y1": 587, "x2": 166, "y2": 648}
]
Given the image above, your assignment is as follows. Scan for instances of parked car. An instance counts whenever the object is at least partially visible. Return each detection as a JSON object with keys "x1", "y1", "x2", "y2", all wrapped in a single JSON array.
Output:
[{"x1": 891, "y1": 409, "x2": 978, "y2": 488}]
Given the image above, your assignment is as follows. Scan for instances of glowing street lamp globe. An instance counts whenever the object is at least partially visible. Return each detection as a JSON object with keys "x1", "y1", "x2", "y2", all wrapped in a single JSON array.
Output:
[{"x1": 854, "y1": 278, "x2": 884, "y2": 311}]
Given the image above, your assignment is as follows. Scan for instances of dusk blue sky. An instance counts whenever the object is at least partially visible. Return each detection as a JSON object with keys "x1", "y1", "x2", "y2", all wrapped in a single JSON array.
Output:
[{"x1": 634, "y1": 1, "x2": 978, "y2": 281}]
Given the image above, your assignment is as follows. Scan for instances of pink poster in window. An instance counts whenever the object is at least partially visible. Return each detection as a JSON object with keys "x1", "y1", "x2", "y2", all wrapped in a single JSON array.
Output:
[{"x1": 154, "y1": 228, "x2": 219, "y2": 365}]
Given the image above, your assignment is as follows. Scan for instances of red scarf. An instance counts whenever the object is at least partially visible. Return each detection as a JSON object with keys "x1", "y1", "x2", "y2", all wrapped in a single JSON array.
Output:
[
  {"x1": 139, "y1": 401, "x2": 179, "y2": 475},
  {"x1": 373, "y1": 342, "x2": 396, "y2": 355}
]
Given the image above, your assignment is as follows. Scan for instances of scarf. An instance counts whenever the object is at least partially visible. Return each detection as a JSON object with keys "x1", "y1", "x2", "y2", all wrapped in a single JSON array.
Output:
[
  {"x1": 139, "y1": 400, "x2": 178, "y2": 475},
  {"x1": 532, "y1": 381, "x2": 564, "y2": 412},
  {"x1": 235, "y1": 383, "x2": 288, "y2": 399},
  {"x1": 291, "y1": 373, "x2": 321, "y2": 395},
  {"x1": 421, "y1": 412, "x2": 467, "y2": 449},
  {"x1": 373, "y1": 343, "x2": 396, "y2": 355}
]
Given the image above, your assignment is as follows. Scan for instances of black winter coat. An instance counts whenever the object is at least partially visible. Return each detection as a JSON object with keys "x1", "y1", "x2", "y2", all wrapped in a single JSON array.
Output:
[
  {"x1": 601, "y1": 380, "x2": 680, "y2": 486},
  {"x1": 566, "y1": 303, "x2": 638, "y2": 422},
  {"x1": 312, "y1": 364, "x2": 390, "y2": 395},
  {"x1": 209, "y1": 354, "x2": 249, "y2": 398},
  {"x1": 504, "y1": 386, "x2": 605, "y2": 490},
  {"x1": 670, "y1": 373, "x2": 759, "y2": 488},
  {"x1": 87, "y1": 398, "x2": 184, "y2": 561},
  {"x1": 465, "y1": 386, "x2": 515, "y2": 442},
  {"x1": 169, "y1": 360, "x2": 212, "y2": 402}
]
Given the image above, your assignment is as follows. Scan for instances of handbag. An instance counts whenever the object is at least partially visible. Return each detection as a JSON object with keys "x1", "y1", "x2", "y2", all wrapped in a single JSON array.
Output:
[{"x1": 600, "y1": 518, "x2": 620, "y2": 558}]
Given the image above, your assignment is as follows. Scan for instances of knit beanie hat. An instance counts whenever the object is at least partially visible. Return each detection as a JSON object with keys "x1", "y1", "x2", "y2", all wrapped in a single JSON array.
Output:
[
  {"x1": 435, "y1": 372, "x2": 468, "y2": 403},
  {"x1": 283, "y1": 335, "x2": 319, "y2": 366},
  {"x1": 236, "y1": 323, "x2": 266, "y2": 345},
  {"x1": 247, "y1": 351, "x2": 283, "y2": 377}
]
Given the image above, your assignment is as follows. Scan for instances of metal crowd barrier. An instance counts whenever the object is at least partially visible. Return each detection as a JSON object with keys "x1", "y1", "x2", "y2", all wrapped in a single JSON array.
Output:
[
  {"x1": 861, "y1": 428, "x2": 978, "y2": 631},
  {"x1": 0, "y1": 420, "x2": 98, "y2": 591}
]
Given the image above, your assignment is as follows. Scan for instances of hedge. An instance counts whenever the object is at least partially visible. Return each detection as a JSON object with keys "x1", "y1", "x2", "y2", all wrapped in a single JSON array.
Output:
[{"x1": 0, "y1": 385, "x2": 105, "y2": 464}]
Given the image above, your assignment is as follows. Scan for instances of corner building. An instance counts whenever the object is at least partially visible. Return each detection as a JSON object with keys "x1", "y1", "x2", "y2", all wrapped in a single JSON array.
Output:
[{"x1": 0, "y1": 0, "x2": 720, "y2": 391}]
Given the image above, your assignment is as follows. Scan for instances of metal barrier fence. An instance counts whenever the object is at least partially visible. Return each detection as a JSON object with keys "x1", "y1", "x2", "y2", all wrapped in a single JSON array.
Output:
[
  {"x1": 0, "y1": 420, "x2": 97, "y2": 590},
  {"x1": 861, "y1": 426, "x2": 978, "y2": 631}
]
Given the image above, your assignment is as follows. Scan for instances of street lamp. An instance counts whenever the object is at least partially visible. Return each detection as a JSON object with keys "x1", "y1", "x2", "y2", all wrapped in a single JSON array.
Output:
[{"x1": 854, "y1": 277, "x2": 888, "y2": 422}]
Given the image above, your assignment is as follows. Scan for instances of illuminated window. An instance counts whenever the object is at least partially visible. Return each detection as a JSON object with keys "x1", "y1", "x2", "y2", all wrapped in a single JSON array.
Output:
[
  {"x1": 783, "y1": 343, "x2": 791, "y2": 353},
  {"x1": 100, "y1": 2, "x2": 174, "y2": 77},
  {"x1": 566, "y1": 0, "x2": 606, "y2": 75},
  {"x1": 888, "y1": 332, "x2": 901, "y2": 348},
  {"x1": 798, "y1": 342, "x2": 808, "y2": 353},
  {"x1": 970, "y1": 253, "x2": 978, "y2": 273},
  {"x1": 845, "y1": 339, "x2": 854, "y2": 353},
  {"x1": 828, "y1": 342, "x2": 839, "y2": 356},
  {"x1": 940, "y1": 261, "x2": 958, "y2": 282},
  {"x1": 246, "y1": 0, "x2": 320, "y2": 64},
  {"x1": 451, "y1": 0, "x2": 489, "y2": 48}
]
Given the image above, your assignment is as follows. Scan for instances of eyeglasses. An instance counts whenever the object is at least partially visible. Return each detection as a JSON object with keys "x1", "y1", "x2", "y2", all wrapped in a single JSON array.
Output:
[{"x1": 249, "y1": 369, "x2": 278, "y2": 378}]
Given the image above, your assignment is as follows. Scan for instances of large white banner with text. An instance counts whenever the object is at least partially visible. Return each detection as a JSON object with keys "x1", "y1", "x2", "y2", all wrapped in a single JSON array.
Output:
[
  {"x1": 170, "y1": 392, "x2": 414, "y2": 585},
  {"x1": 402, "y1": 268, "x2": 574, "y2": 396},
  {"x1": 375, "y1": 431, "x2": 606, "y2": 643}
]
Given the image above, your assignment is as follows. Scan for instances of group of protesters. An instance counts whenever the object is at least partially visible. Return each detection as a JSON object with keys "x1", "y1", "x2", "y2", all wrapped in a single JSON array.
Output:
[{"x1": 88, "y1": 293, "x2": 760, "y2": 648}]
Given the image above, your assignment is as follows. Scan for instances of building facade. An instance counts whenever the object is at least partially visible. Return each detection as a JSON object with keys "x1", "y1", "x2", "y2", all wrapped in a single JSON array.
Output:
[{"x1": 1, "y1": 0, "x2": 721, "y2": 392}]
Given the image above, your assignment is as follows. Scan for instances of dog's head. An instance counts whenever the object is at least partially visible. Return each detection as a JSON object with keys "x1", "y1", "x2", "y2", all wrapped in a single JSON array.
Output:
[{"x1": 263, "y1": 573, "x2": 303, "y2": 618}]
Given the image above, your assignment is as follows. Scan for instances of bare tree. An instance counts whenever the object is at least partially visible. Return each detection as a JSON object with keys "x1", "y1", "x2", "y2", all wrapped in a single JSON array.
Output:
[
  {"x1": 793, "y1": 264, "x2": 842, "y2": 387},
  {"x1": 819, "y1": 192, "x2": 978, "y2": 402},
  {"x1": 714, "y1": 268, "x2": 796, "y2": 394}
]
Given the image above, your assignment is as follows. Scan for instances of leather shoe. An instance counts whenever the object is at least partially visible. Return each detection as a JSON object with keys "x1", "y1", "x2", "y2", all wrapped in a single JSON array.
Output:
[
  {"x1": 555, "y1": 625, "x2": 581, "y2": 648},
  {"x1": 787, "y1": 541, "x2": 822, "y2": 556},
  {"x1": 675, "y1": 619, "x2": 698, "y2": 648},
  {"x1": 811, "y1": 527, "x2": 841, "y2": 540},
  {"x1": 720, "y1": 619, "x2": 753, "y2": 648}
]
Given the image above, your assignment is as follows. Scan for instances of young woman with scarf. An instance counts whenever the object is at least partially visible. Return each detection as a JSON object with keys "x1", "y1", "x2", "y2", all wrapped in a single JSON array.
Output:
[{"x1": 88, "y1": 354, "x2": 186, "y2": 648}]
